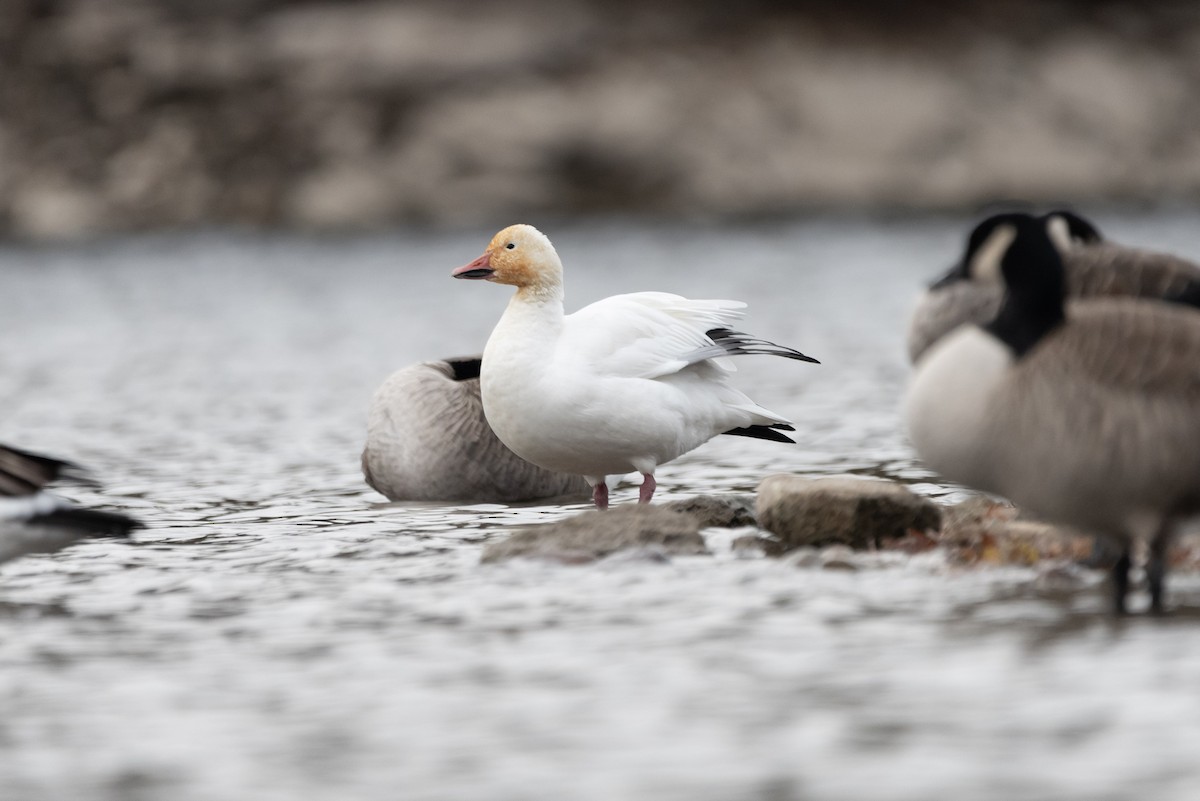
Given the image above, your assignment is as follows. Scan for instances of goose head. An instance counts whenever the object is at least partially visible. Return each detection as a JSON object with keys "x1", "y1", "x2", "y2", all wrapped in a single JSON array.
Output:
[
  {"x1": 931, "y1": 209, "x2": 1101, "y2": 290},
  {"x1": 1043, "y1": 209, "x2": 1103, "y2": 252},
  {"x1": 953, "y1": 213, "x2": 1068, "y2": 356},
  {"x1": 452, "y1": 224, "x2": 563, "y2": 293}
]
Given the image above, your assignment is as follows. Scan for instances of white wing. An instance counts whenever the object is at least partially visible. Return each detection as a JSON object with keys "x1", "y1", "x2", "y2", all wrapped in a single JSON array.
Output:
[{"x1": 559, "y1": 292, "x2": 746, "y2": 379}]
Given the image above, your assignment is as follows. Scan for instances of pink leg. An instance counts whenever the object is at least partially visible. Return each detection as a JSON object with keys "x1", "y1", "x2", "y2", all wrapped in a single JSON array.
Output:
[
  {"x1": 592, "y1": 482, "x2": 609, "y2": 510},
  {"x1": 638, "y1": 473, "x2": 656, "y2": 504}
]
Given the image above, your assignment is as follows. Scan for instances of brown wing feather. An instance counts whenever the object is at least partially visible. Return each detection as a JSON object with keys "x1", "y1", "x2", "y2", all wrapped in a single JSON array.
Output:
[
  {"x1": 1065, "y1": 243, "x2": 1200, "y2": 300},
  {"x1": 1025, "y1": 300, "x2": 1200, "y2": 396}
]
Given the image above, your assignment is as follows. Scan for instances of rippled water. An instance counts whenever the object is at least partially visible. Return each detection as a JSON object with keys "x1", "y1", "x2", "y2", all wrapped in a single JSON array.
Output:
[{"x1": 3, "y1": 215, "x2": 1200, "y2": 801}]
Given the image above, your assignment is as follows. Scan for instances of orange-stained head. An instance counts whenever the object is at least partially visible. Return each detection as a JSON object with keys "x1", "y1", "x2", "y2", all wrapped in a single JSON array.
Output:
[{"x1": 451, "y1": 224, "x2": 563, "y2": 291}]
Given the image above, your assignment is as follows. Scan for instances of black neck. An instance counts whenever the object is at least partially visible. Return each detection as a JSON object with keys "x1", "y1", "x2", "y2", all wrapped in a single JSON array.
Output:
[
  {"x1": 982, "y1": 220, "x2": 1068, "y2": 358},
  {"x1": 983, "y1": 289, "x2": 1065, "y2": 357}
]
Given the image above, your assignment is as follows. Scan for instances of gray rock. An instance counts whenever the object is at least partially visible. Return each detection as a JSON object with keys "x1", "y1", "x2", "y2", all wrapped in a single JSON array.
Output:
[
  {"x1": 939, "y1": 496, "x2": 1093, "y2": 566},
  {"x1": 816, "y1": 544, "x2": 861, "y2": 571},
  {"x1": 755, "y1": 474, "x2": 942, "y2": 555},
  {"x1": 481, "y1": 506, "x2": 709, "y2": 564},
  {"x1": 659, "y1": 494, "x2": 757, "y2": 528},
  {"x1": 730, "y1": 533, "x2": 771, "y2": 556}
]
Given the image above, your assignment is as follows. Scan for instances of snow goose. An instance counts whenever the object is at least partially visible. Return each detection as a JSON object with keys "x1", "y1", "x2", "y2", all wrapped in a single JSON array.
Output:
[
  {"x1": 0, "y1": 444, "x2": 140, "y2": 564},
  {"x1": 905, "y1": 212, "x2": 1200, "y2": 614},
  {"x1": 452, "y1": 224, "x2": 818, "y2": 509},
  {"x1": 907, "y1": 210, "x2": 1200, "y2": 364},
  {"x1": 362, "y1": 356, "x2": 590, "y2": 502}
]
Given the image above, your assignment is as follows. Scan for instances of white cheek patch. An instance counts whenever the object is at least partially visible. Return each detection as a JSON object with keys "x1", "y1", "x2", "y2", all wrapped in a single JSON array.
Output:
[
  {"x1": 970, "y1": 224, "x2": 1016, "y2": 284},
  {"x1": 1046, "y1": 215, "x2": 1073, "y2": 252}
]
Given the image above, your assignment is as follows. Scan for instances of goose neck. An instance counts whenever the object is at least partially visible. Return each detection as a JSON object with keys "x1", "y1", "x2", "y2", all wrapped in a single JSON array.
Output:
[{"x1": 986, "y1": 285, "x2": 1065, "y2": 357}]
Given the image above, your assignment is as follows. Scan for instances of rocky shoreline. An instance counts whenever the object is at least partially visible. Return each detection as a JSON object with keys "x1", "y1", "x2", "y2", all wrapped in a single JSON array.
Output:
[
  {"x1": 479, "y1": 474, "x2": 1200, "y2": 585},
  {"x1": 3, "y1": 1, "x2": 1199, "y2": 239}
]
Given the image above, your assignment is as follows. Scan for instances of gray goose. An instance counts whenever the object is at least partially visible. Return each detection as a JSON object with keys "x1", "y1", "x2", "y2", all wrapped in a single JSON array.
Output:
[
  {"x1": 362, "y1": 357, "x2": 590, "y2": 502},
  {"x1": 0, "y1": 444, "x2": 140, "y2": 564},
  {"x1": 905, "y1": 212, "x2": 1200, "y2": 615},
  {"x1": 907, "y1": 210, "x2": 1200, "y2": 364}
]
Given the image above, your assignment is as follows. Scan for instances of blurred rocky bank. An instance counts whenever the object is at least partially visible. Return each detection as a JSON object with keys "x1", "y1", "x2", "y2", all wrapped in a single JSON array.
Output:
[{"x1": 2, "y1": 0, "x2": 1199, "y2": 240}]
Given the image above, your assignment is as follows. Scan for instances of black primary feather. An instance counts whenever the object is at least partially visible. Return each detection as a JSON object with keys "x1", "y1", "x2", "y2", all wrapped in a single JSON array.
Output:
[
  {"x1": 721, "y1": 423, "x2": 796, "y2": 444},
  {"x1": 704, "y1": 329, "x2": 820, "y2": 364}
]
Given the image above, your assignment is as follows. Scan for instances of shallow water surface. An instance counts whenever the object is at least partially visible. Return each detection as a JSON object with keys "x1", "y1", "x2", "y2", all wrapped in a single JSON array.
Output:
[{"x1": 3, "y1": 216, "x2": 1200, "y2": 801}]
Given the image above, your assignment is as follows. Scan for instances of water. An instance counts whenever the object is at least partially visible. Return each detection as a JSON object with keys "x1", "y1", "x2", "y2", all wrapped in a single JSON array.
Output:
[{"x1": 2, "y1": 215, "x2": 1200, "y2": 801}]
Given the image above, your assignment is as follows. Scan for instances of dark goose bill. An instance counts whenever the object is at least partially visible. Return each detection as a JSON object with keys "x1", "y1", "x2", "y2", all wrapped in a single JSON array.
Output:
[
  {"x1": 452, "y1": 252, "x2": 494, "y2": 279},
  {"x1": 455, "y1": 267, "x2": 495, "y2": 279}
]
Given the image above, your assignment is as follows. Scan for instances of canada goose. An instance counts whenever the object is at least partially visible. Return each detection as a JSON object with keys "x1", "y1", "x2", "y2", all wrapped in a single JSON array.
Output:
[
  {"x1": 907, "y1": 210, "x2": 1200, "y2": 364},
  {"x1": 905, "y1": 212, "x2": 1200, "y2": 614},
  {"x1": 0, "y1": 444, "x2": 140, "y2": 564},
  {"x1": 362, "y1": 356, "x2": 591, "y2": 502},
  {"x1": 451, "y1": 224, "x2": 816, "y2": 509}
]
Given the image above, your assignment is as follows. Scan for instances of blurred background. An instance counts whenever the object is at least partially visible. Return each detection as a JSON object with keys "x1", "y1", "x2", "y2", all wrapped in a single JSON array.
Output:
[{"x1": 3, "y1": 0, "x2": 1199, "y2": 240}]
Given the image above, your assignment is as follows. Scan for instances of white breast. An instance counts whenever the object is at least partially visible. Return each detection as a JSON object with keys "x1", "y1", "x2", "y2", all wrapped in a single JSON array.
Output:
[{"x1": 905, "y1": 326, "x2": 1012, "y2": 491}]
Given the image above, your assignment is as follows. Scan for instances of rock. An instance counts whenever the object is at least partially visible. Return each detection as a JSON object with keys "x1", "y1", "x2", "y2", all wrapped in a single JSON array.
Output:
[
  {"x1": 785, "y1": 545, "x2": 916, "y2": 571},
  {"x1": 598, "y1": 546, "x2": 672, "y2": 566},
  {"x1": 939, "y1": 496, "x2": 1093, "y2": 566},
  {"x1": 659, "y1": 495, "x2": 756, "y2": 528},
  {"x1": 730, "y1": 533, "x2": 771, "y2": 556},
  {"x1": 480, "y1": 506, "x2": 709, "y2": 564},
  {"x1": 817, "y1": 545, "x2": 860, "y2": 571},
  {"x1": 755, "y1": 474, "x2": 942, "y2": 555}
]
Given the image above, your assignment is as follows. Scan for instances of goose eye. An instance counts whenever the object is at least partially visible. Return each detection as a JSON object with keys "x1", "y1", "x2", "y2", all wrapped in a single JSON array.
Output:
[{"x1": 505, "y1": 243, "x2": 516, "y2": 250}]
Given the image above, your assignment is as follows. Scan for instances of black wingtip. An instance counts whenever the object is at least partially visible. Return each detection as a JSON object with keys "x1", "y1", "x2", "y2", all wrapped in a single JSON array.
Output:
[
  {"x1": 722, "y1": 425, "x2": 796, "y2": 444},
  {"x1": 705, "y1": 329, "x2": 820, "y2": 364}
]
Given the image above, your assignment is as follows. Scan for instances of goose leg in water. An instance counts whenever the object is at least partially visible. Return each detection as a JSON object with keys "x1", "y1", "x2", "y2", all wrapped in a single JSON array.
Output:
[
  {"x1": 592, "y1": 482, "x2": 609, "y2": 511},
  {"x1": 639, "y1": 474, "x2": 656, "y2": 504},
  {"x1": 1148, "y1": 525, "x2": 1172, "y2": 615},
  {"x1": 1112, "y1": 546, "x2": 1132, "y2": 616}
]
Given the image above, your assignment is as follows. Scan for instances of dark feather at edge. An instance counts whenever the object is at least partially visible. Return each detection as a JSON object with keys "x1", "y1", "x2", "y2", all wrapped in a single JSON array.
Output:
[
  {"x1": 705, "y1": 329, "x2": 820, "y2": 364},
  {"x1": 0, "y1": 443, "x2": 98, "y2": 496},
  {"x1": 722, "y1": 424, "x2": 796, "y2": 444}
]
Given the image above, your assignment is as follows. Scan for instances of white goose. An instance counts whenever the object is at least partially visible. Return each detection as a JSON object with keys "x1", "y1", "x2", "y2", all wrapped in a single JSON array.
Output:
[
  {"x1": 452, "y1": 224, "x2": 818, "y2": 508},
  {"x1": 0, "y1": 444, "x2": 140, "y2": 564}
]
